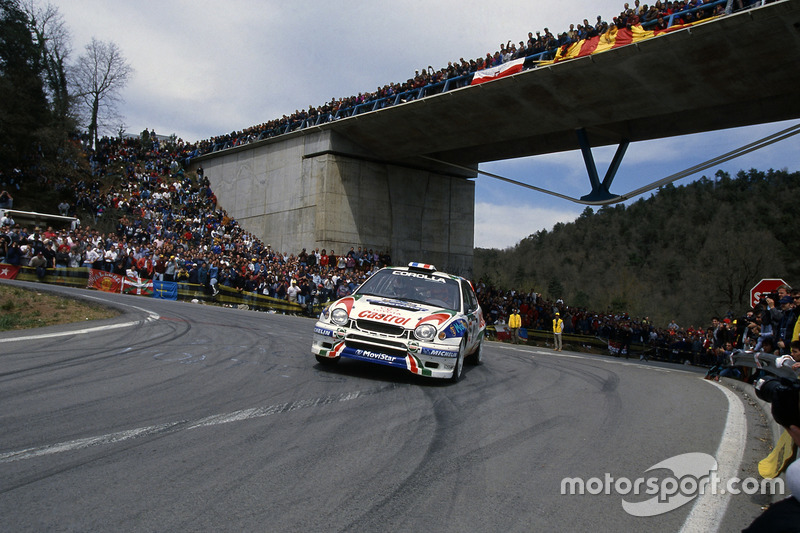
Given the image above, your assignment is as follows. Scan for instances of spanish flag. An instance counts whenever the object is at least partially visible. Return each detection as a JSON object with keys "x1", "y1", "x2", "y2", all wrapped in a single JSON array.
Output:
[{"x1": 543, "y1": 18, "x2": 719, "y2": 65}]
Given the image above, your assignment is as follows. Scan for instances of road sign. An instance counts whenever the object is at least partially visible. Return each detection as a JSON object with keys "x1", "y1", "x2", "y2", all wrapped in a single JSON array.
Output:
[{"x1": 750, "y1": 278, "x2": 788, "y2": 308}]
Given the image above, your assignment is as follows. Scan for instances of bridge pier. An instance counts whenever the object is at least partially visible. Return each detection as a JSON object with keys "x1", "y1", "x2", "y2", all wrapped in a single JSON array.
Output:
[
  {"x1": 193, "y1": 130, "x2": 477, "y2": 276},
  {"x1": 577, "y1": 128, "x2": 627, "y2": 204}
]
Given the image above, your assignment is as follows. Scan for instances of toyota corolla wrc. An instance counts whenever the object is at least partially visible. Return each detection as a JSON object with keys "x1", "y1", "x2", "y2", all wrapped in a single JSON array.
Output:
[{"x1": 311, "y1": 262, "x2": 485, "y2": 381}]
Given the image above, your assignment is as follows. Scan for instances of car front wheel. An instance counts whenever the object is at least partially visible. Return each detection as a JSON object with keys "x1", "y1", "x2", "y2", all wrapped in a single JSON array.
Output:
[
  {"x1": 315, "y1": 354, "x2": 339, "y2": 366},
  {"x1": 466, "y1": 340, "x2": 482, "y2": 365},
  {"x1": 450, "y1": 342, "x2": 464, "y2": 382}
]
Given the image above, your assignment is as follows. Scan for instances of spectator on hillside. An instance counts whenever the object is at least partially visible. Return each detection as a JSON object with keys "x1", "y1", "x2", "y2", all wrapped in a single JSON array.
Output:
[{"x1": 0, "y1": 190, "x2": 12, "y2": 209}]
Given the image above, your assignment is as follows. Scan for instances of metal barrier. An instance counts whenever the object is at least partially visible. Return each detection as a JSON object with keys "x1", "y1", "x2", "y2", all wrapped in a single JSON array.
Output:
[{"x1": 9, "y1": 265, "x2": 322, "y2": 316}]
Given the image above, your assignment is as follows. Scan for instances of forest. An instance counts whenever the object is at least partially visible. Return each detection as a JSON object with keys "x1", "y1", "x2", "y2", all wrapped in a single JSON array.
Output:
[{"x1": 473, "y1": 168, "x2": 799, "y2": 327}]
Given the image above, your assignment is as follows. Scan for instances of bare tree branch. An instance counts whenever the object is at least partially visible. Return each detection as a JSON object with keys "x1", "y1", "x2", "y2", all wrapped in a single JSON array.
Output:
[{"x1": 70, "y1": 37, "x2": 133, "y2": 147}]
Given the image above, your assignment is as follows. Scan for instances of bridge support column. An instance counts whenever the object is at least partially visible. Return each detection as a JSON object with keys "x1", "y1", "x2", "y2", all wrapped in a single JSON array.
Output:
[
  {"x1": 193, "y1": 130, "x2": 477, "y2": 276},
  {"x1": 576, "y1": 128, "x2": 627, "y2": 203}
]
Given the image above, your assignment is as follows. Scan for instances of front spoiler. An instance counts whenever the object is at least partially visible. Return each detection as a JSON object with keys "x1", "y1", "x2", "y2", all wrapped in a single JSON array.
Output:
[{"x1": 312, "y1": 332, "x2": 457, "y2": 379}]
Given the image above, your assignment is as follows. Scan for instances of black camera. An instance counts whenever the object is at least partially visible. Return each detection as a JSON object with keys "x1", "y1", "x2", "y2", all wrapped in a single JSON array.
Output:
[
  {"x1": 754, "y1": 377, "x2": 800, "y2": 428},
  {"x1": 759, "y1": 292, "x2": 779, "y2": 306}
]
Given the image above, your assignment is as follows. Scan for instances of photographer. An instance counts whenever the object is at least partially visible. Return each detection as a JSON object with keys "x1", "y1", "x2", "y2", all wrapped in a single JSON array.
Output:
[
  {"x1": 777, "y1": 295, "x2": 797, "y2": 355},
  {"x1": 755, "y1": 295, "x2": 784, "y2": 352}
]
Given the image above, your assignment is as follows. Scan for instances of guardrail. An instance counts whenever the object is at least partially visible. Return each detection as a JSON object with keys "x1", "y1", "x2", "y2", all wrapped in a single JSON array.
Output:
[{"x1": 6, "y1": 265, "x2": 318, "y2": 316}]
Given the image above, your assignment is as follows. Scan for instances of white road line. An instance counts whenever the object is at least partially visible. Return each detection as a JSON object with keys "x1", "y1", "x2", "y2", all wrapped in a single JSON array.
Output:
[
  {"x1": 0, "y1": 390, "x2": 368, "y2": 464},
  {"x1": 679, "y1": 379, "x2": 747, "y2": 533},
  {"x1": 0, "y1": 301, "x2": 160, "y2": 343},
  {"x1": 0, "y1": 421, "x2": 184, "y2": 463},
  {"x1": 493, "y1": 344, "x2": 695, "y2": 374}
]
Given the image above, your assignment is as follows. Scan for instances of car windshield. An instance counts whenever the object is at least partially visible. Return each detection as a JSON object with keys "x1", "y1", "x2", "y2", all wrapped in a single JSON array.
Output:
[{"x1": 356, "y1": 269, "x2": 461, "y2": 310}]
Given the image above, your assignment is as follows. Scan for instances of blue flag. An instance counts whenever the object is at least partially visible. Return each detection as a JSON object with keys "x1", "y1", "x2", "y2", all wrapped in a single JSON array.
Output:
[{"x1": 153, "y1": 280, "x2": 178, "y2": 300}]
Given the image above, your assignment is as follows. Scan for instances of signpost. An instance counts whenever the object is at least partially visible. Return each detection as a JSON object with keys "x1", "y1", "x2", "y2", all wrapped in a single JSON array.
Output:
[{"x1": 750, "y1": 278, "x2": 789, "y2": 308}]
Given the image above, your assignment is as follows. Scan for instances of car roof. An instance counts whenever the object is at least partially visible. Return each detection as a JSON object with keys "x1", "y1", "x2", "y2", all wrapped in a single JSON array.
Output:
[{"x1": 385, "y1": 262, "x2": 466, "y2": 282}]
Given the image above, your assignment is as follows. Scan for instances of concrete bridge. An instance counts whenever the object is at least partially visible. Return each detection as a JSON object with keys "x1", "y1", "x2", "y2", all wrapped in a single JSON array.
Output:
[{"x1": 193, "y1": 0, "x2": 800, "y2": 275}]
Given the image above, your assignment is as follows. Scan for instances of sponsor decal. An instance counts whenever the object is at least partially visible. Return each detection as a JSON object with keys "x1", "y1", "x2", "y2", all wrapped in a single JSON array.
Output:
[
  {"x1": 314, "y1": 326, "x2": 334, "y2": 337},
  {"x1": 366, "y1": 298, "x2": 425, "y2": 311},
  {"x1": 405, "y1": 354, "x2": 432, "y2": 376},
  {"x1": 334, "y1": 327, "x2": 347, "y2": 340},
  {"x1": 416, "y1": 311, "x2": 455, "y2": 327},
  {"x1": 421, "y1": 347, "x2": 458, "y2": 358},
  {"x1": 331, "y1": 341, "x2": 346, "y2": 357},
  {"x1": 335, "y1": 296, "x2": 356, "y2": 315},
  {"x1": 408, "y1": 340, "x2": 420, "y2": 353},
  {"x1": 445, "y1": 319, "x2": 468, "y2": 338},
  {"x1": 357, "y1": 310, "x2": 411, "y2": 326},
  {"x1": 355, "y1": 349, "x2": 399, "y2": 362},
  {"x1": 392, "y1": 271, "x2": 446, "y2": 283}
]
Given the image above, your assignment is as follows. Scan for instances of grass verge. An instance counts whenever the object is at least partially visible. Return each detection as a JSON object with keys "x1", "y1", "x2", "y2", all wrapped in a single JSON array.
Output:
[{"x1": 0, "y1": 284, "x2": 119, "y2": 331}]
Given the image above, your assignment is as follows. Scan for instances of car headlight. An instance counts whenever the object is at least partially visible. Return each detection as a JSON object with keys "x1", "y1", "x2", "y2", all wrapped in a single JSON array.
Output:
[
  {"x1": 414, "y1": 324, "x2": 437, "y2": 341},
  {"x1": 331, "y1": 308, "x2": 349, "y2": 326}
]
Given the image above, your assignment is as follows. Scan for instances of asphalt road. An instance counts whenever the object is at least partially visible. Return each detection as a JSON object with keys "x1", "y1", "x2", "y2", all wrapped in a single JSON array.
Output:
[{"x1": 0, "y1": 281, "x2": 776, "y2": 532}]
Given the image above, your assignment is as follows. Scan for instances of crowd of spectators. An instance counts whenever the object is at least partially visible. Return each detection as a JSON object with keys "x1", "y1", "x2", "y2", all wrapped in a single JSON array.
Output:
[
  {"x1": 1, "y1": 128, "x2": 796, "y2": 369},
  {"x1": 1, "y1": 0, "x2": 787, "y2": 349},
  {"x1": 170, "y1": 0, "x2": 760, "y2": 160},
  {"x1": 0, "y1": 134, "x2": 391, "y2": 312},
  {"x1": 477, "y1": 280, "x2": 800, "y2": 368}
]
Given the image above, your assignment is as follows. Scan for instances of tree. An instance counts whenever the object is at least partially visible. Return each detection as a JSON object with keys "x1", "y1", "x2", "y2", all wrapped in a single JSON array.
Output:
[
  {"x1": 21, "y1": 0, "x2": 71, "y2": 125},
  {"x1": 70, "y1": 37, "x2": 132, "y2": 148},
  {"x1": 0, "y1": 0, "x2": 50, "y2": 171}
]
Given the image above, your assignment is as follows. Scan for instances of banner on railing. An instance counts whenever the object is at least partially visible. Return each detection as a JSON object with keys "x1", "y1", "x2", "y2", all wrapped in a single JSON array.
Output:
[
  {"x1": 153, "y1": 280, "x2": 178, "y2": 300},
  {"x1": 607, "y1": 339, "x2": 628, "y2": 356},
  {"x1": 123, "y1": 276, "x2": 153, "y2": 296},
  {"x1": 471, "y1": 58, "x2": 525, "y2": 85},
  {"x1": 3, "y1": 264, "x2": 314, "y2": 314},
  {"x1": 545, "y1": 17, "x2": 720, "y2": 65},
  {"x1": 0, "y1": 264, "x2": 20, "y2": 279},
  {"x1": 87, "y1": 269, "x2": 123, "y2": 293},
  {"x1": 494, "y1": 324, "x2": 511, "y2": 341}
]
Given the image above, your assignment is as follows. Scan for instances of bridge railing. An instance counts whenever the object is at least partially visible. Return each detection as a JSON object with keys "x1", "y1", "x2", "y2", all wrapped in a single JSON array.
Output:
[
  {"x1": 641, "y1": 0, "x2": 729, "y2": 29},
  {"x1": 206, "y1": 0, "x2": 745, "y2": 155}
]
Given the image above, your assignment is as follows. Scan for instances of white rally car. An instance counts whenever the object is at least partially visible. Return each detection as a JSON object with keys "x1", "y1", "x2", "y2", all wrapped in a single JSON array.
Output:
[{"x1": 312, "y1": 263, "x2": 485, "y2": 381}]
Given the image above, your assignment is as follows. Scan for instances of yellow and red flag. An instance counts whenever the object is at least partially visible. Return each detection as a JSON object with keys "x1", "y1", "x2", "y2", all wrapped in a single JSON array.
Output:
[{"x1": 543, "y1": 18, "x2": 719, "y2": 65}]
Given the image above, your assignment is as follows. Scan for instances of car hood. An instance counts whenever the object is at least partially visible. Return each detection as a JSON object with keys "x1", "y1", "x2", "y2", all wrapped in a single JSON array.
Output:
[{"x1": 333, "y1": 295, "x2": 459, "y2": 329}]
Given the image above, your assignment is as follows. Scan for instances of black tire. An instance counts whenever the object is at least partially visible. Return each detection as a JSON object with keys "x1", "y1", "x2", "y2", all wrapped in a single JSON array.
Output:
[
  {"x1": 466, "y1": 340, "x2": 482, "y2": 365},
  {"x1": 315, "y1": 354, "x2": 339, "y2": 365},
  {"x1": 450, "y1": 342, "x2": 465, "y2": 382}
]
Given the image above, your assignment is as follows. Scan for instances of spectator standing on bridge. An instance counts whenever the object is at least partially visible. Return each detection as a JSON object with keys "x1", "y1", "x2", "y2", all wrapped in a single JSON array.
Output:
[{"x1": 553, "y1": 312, "x2": 564, "y2": 351}]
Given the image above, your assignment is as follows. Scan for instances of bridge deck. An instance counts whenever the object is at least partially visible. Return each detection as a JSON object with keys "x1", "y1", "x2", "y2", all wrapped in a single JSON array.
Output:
[{"x1": 306, "y1": 0, "x2": 800, "y2": 166}]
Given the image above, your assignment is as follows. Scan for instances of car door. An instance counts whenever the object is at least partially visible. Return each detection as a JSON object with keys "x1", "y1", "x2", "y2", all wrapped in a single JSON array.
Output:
[{"x1": 460, "y1": 279, "x2": 482, "y2": 351}]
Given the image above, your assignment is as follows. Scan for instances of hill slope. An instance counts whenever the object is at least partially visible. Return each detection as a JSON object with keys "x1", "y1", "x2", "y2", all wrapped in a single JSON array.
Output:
[{"x1": 473, "y1": 168, "x2": 799, "y2": 326}]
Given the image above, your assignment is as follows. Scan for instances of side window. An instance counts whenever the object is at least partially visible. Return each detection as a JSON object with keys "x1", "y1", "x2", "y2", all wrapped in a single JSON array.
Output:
[
  {"x1": 461, "y1": 280, "x2": 476, "y2": 313},
  {"x1": 468, "y1": 285, "x2": 479, "y2": 313}
]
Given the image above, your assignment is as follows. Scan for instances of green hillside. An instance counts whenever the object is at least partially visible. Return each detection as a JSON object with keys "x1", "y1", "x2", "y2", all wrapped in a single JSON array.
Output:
[{"x1": 473, "y1": 168, "x2": 799, "y2": 327}]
